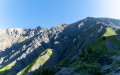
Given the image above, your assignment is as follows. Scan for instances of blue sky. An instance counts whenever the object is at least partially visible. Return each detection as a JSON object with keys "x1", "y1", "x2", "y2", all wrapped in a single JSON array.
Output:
[{"x1": 0, "y1": 0, "x2": 120, "y2": 29}]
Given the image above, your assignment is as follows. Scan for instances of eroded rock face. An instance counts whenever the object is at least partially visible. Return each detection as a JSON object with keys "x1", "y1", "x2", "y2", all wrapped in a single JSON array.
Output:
[
  {"x1": 0, "y1": 27, "x2": 48, "y2": 65},
  {"x1": 0, "y1": 27, "x2": 47, "y2": 51}
]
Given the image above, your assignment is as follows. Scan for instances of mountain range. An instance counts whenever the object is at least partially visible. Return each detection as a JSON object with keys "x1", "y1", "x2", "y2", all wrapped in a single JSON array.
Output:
[{"x1": 0, "y1": 17, "x2": 120, "y2": 75}]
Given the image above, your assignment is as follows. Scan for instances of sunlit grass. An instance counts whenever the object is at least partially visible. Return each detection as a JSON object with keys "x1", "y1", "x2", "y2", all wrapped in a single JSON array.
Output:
[
  {"x1": 0, "y1": 60, "x2": 16, "y2": 75},
  {"x1": 103, "y1": 28, "x2": 117, "y2": 36},
  {"x1": 0, "y1": 64, "x2": 12, "y2": 75},
  {"x1": 20, "y1": 49, "x2": 53, "y2": 75}
]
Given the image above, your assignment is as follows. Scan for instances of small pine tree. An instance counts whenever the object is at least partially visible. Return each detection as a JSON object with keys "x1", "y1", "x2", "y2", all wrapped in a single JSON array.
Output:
[
  {"x1": 80, "y1": 47, "x2": 85, "y2": 57},
  {"x1": 87, "y1": 47, "x2": 92, "y2": 54},
  {"x1": 103, "y1": 36, "x2": 106, "y2": 40}
]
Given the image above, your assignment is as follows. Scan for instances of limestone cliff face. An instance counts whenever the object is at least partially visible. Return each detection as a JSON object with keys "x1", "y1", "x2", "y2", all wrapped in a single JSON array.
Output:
[
  {"x1": 0, "y1": 17, "x2": 120, "y2": 75},
  {"x1": 0, "y1": 27, "x2": 47, "y2": 51}
]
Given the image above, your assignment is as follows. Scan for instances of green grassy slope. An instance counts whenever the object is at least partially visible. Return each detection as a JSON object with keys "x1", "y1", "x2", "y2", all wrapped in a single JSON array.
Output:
[
  {"x1": 0, "y1": 61, "x2": 16, "y2": 75},
  {"x1": 56, "y1": 28, "x2": 120, "y2": 74},
  {"x1": 103, "y1": 28, "x2": 117, "y2": 36},
  {"x1": 18, "y1": 49, "x2": 53, "y2": 75}
]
